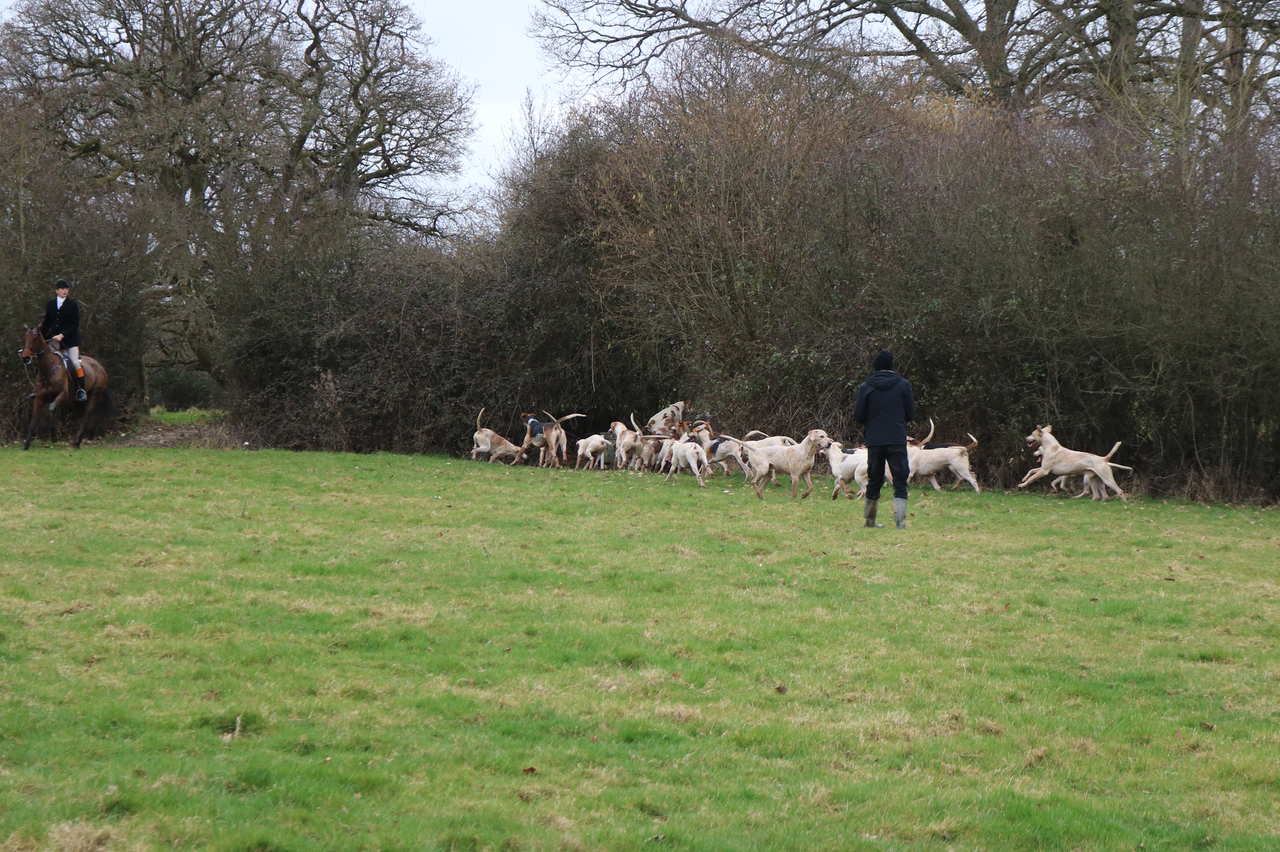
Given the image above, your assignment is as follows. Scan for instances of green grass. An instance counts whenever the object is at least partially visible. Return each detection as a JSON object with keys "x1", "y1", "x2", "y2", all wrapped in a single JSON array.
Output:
[
  {"x1": 1, "y1": 444, "x2": 1278, "y2": 851},
  {"x1": 145, "y1": 406, "x2": 224, "y2": 426}
]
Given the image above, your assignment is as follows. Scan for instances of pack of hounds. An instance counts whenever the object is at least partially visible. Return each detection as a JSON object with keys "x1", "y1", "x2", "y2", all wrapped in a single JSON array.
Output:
[{"x1": 473, "y1": 403, "x2": 1130, "y2": 502}]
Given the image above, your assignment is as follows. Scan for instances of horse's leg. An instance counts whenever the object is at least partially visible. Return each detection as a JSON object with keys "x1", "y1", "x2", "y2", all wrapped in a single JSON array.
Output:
[
  {"x1": 23, "y1": 413, "x2": 39, "y2": 450},
  {"x1": 24, "y1": 400, "x2": 46, "y2": 450},
  {"x1": 43, "y1": 383, "x2": 72, "y2": 448},
  {"x1": 72, "y1": 392, "x2": 100, "y2": 448},
  {"x1": 71, "y1": 406, "x2": 88, "y2": 449}
]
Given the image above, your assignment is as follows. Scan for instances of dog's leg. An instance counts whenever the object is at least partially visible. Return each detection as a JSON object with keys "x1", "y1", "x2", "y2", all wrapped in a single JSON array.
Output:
[
  {"x1": 1019, "y1": 468, "x2": 1052, "y2": 488},
  {"x1": 945, "y1": 462, "x2": 977, "y2": 493},
  {"x1": 1095, "y1": 473, "x2": 1116, "y2": 501},
  {"x1": 1096, "y1": 468, "x2": 1125, "y2": 501},
  {"x1": 752, "y1": 464, "x2": 770, "y2": 499},
  {"x1": 1076, "y1": 475, "x2": 1091, "y2": 499},
  {"x1": 800, "y1": 471, "x2": 814, "y2": 500}
]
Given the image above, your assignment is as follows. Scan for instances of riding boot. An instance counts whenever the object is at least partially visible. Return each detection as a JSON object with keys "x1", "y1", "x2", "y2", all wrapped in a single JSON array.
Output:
[
  {"x1": 863, "y1": 499, "x2": 883, "y2": 529},
  {"x1": 74, "y1": 373, "x2": 87, "y2": 402},
  {"x1": 893, "y1": 497, "x2": 908, "y2": 530}
]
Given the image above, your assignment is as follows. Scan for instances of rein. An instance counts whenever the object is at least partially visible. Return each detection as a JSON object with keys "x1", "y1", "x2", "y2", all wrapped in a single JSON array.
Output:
[
  {"x1": 21, "y1": 357, "x2": 39, "y2": 391},
  {"x1": 21, "y1": 334, "x2": 62, "y2": 388}
]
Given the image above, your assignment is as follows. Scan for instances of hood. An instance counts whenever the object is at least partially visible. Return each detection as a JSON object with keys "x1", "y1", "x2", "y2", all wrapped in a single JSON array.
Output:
[{"x1": 865, "y1": 370, "x2": 903, "y2": 391}]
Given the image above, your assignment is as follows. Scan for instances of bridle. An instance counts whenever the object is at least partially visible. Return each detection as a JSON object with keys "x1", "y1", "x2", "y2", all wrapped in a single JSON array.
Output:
[
  {"x1": 19, "y1": 329, "x2": 46, "y2": 365},
  {"x1": 18, "y1": 331, "x2": 61, "y2": 392}
]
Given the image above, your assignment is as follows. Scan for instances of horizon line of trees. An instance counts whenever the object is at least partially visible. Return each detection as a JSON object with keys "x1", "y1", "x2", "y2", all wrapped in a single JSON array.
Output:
[{"x1": 2, "y1": 0, "x2": 1278, "y2": 500}]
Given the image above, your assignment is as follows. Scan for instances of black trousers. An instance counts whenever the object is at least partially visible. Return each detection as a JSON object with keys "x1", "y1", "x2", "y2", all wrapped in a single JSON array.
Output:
[{"x1": 866, "y1": 444, "x2": 909, "y2": 501}]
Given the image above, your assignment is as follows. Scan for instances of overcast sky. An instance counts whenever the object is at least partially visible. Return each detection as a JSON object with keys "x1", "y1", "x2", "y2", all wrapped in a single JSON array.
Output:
[{"x1": 411, "y1": 0, "x2": 571, "y2": 191}]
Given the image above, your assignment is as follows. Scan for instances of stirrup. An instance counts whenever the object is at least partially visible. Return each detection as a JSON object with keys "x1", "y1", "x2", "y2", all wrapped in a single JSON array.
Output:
[{"x1": 76, "y1": 388, "x2": 87, "y2": 402}]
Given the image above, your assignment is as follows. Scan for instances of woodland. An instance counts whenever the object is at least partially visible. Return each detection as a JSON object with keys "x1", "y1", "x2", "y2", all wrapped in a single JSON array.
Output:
[{"x1": 1, "y1": 0, "x2": 1278, "y2": 498}]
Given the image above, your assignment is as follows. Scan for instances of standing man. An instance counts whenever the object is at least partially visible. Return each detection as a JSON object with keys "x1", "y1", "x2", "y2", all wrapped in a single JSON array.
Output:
[
  {"x1": 40, "y1": 278, "x2": 87, "y2": 402},
  {"x1": 853, "y1": 350, "x2": 915, "y2": 529}
]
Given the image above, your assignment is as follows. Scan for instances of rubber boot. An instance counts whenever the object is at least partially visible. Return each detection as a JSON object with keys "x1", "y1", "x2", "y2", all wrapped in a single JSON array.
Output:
[
  {"x1": 893, "y1": 497, "x2": 908, "y2": 530},
  {"x1": 74, "y1": 373, "x2": 87, "y2": 402},
  {"x1": 863, "y1": 499, "x2": 883, "y2": 528}
]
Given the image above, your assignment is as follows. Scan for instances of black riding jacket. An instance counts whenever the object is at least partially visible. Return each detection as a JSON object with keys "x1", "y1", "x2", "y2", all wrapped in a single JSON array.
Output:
[
  {"x1": 853, "y1": 370, "x2": 916, "y2": 446},
  {"x1": 41, "y1": 297, "x2": 82, "y2": 348}
]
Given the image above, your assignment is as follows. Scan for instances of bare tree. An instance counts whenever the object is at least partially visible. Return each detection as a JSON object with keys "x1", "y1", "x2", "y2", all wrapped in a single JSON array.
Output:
[
  {"x1": 534, "y1": 0, "x2": 1280, "y2": 131},
  {"x1": 0, "y1": 0, "x2": 476, "y2": 386},
  {"x1": 1, "y1": 0, "x2": 475, "y2": 233},
  {"x1": 1, "y1": 0, "x2": 279, "y2": 210},
  {"x1": 272, "y1": 0, "x2": 476, "y2": 231}
]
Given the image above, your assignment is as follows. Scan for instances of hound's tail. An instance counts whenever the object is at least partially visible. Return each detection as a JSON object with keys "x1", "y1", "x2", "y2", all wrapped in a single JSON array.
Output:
[
  {"x1": 1103, "y1": 441, "x2": 1122, "y2": 461},
  {"x1": 476, "y1": 407, "x2": 485, "y2": 431},
  {"x1": 919, "y1": 418, "x2": 936, "y2": 444},
  {"x1": 545, "y1": 410, "x2": 586, "y2": 426},
  {"x1": 964, "y1": 433, "x2": 978, "y2": 451}
]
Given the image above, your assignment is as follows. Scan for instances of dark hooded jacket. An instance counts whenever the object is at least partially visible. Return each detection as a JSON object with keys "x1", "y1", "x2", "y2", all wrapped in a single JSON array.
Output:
[{"x1": 853, "y1": 370, "x2": 915, "y2": 446}]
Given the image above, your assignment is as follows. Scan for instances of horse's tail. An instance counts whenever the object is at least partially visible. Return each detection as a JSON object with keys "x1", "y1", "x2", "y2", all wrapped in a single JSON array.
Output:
[{"x1": 88, "y1": 389, "x2": 120, "y2": 433}]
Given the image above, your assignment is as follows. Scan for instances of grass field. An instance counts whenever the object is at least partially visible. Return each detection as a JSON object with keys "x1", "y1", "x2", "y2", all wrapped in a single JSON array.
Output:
[{"x1": 1, "y1": 442, "x2": 1277, "y2": 851}]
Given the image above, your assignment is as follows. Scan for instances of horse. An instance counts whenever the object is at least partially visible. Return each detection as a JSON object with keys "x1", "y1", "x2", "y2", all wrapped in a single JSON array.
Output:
[{"x1": 18, "y1": 325, "x2": 110, "y2": 450}]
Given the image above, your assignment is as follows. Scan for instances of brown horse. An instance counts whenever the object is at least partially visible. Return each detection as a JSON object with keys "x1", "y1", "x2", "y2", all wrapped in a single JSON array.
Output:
[{"x1": 18, "y1": 325, "x2": 110, "y2": 450}]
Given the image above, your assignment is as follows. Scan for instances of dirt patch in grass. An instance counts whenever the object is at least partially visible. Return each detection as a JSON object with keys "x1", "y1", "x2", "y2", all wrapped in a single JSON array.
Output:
[{"x1": 110, "y1": 419, "x2": 237, "y2": 449}]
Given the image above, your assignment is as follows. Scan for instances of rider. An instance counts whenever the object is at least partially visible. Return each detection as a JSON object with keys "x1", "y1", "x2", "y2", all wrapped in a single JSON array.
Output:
[{"x1": 40, "y1": 278, "x2": 87, "y2": 402}]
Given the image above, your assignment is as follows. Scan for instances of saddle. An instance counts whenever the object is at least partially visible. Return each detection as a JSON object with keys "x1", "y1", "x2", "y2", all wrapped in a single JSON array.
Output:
[{"x1": 46, "y1": 339, "x2": 74, "y2": 375}]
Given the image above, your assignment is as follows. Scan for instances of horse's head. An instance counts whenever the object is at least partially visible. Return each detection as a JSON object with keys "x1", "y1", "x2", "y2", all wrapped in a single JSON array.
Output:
[{"x1": 19, "y1": 325, "x2": 44, "y2": 365}]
